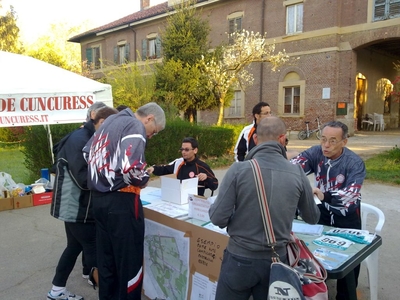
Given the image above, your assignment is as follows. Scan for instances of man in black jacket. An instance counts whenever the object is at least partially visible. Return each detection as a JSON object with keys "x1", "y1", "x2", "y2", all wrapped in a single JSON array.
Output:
[
  {"x1": 47, "y1": 106, "x2": 117, "y2": 300},
  {"x1": 146, "y1": 137, "x2": 219, "y2": 196}
]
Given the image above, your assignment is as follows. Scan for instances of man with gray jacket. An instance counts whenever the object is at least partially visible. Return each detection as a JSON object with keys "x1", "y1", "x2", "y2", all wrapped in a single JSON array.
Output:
[{"x1": 209, "y1": 116, "x2": 320, "y2": 300}]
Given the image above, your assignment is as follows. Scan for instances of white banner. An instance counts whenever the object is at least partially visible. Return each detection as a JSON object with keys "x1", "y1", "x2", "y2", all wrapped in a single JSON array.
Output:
[{"x1": 0, "y1": 93, "x2": 96, "y2": 127}]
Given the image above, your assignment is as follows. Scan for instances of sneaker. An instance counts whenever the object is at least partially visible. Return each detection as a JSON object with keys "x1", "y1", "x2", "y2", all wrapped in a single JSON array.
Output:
[
  {"x1": 47, "y1": 290, "x2": 84, "y2": 300},
  {"x1": 82, "y1": 274, "x2": 93, "y2": 286}
]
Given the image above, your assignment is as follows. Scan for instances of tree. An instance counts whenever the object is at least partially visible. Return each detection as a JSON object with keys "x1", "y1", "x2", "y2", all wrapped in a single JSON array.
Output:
[
  {"x1": 25, "y1": 22, "x2": 83, "y2": 73},
  {"x1": 155, "y1": 0, "x2": 218, "y2": 122},
  {"x1": 102, "y1": 62, "x2": 156, "y2": 110},
  {"x1": 201, "y1": 30, "x2": 290, "y2": 126},
  {"x1": 0, "y1": 2, "x2": 22, "y2": 53}
]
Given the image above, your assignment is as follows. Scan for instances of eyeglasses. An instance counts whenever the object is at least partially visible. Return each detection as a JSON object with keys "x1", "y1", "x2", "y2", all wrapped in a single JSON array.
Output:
[
  {"x1": 179, "y1": 148, "x2": 194, "y2": 152},
  {"x1": 259, "y1": 111, "x2": 272, "y2": 116},
  {"x1": 152, "y1": 119, "x2": 158, "y2": 137},
  {"x1": 320, "y1": 138, "x2": 344, "y2": 146}
]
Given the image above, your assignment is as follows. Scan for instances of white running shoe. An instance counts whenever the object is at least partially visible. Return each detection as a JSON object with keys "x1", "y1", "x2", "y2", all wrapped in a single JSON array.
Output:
[{"x1": 47, "y1": 290, "x2": 84, "y2": 300}]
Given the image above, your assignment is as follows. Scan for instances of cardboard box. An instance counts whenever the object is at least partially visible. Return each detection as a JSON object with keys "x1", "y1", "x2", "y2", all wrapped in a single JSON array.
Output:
[
  {"x1": 0, "y1": 197, "x2": 14, "y2": 211},
  {"x1": 13, "y1": 195, "x2": 33, "y2": 209},
  {"x1": 188, "y1": 194, "x2": 216, "y2": 222},
  {"x1": 32, "y1": 192, "x2": 53, "y2": 206},
  {"x1": 161, "y1": 174, "x2": 198, "y2": 205}
]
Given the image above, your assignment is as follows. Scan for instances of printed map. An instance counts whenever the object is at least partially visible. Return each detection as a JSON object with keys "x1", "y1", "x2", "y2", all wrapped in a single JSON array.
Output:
[{"x1": 143, "y1": 219, "x2": 189, "y2": 300}]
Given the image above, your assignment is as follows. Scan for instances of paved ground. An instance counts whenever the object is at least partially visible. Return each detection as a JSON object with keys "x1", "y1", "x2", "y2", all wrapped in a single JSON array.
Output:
[{"x1": 0, "y1": 129, "x2": 399, "y2": 300}]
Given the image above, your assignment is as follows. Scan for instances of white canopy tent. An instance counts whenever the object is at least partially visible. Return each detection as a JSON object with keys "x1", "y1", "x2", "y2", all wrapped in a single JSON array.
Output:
[
  {"x1": 0, "y1": 51, "x2": 113, "y2": 162},
  {"x1": 0, "y1": 51, "x2": 113, "y2": 127}
]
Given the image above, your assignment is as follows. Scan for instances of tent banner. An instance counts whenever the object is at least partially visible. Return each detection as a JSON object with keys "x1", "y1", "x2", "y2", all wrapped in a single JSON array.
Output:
[{"x1": 0, "y1": 93, "x2": 96, "y2": 127}]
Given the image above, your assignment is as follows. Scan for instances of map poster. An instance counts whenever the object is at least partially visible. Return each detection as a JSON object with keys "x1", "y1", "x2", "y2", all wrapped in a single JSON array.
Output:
[
  {"x1": 143, "y1": 218, "x2": 190, "y2": 300},
  {"x1": 142, "y1": 208, "x2": 229, "y2": 300}
]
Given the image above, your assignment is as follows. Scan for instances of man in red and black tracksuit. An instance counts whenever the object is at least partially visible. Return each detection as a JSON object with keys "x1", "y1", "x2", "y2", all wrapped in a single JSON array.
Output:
[
  {"x1": 83, "y1": 103, "x2": 165, "y2": 300},
  {"x1": 234, "y1": 102, "x2": 272, "y2": 162},
  {"x1": 147, "y1": 137, "x2": 218, "y2": 196},
  {"x1": 291, "y1": 121, "x2": 366, "y2": 300}
]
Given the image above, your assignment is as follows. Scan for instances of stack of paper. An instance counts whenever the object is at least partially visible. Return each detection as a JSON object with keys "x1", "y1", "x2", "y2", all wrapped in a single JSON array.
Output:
[
  {"x1": 145, "y1": 202, "x2": 188, "y2": 218},
  {"x1": 292, "y1": 222, "x2": 324, "y2": 236}
]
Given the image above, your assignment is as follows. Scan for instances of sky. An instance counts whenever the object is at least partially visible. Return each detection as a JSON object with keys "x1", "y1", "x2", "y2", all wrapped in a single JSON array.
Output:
[{"x1": 0, "y1": 0, "x2": 165, "y2": 43}]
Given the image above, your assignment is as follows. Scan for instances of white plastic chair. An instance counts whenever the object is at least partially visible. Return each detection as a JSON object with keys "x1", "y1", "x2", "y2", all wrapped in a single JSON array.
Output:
[
  {"x1": 361, "y1": 202, "x2": 385, "y2": 300},
  {"x1": 373, "y1": 113, "x2": 385, "y2": 131},
  {"x1": 361, "y1": 114, "x2": 374, "y2": 130}
]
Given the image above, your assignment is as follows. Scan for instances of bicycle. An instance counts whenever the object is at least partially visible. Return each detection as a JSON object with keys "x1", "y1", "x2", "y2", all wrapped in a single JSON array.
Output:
[{"x1": 298, "y1": 117, "x2": 322, "y2": 140}]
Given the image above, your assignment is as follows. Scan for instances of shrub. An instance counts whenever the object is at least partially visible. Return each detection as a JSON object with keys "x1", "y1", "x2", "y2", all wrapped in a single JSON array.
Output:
[
  {"x1": 146, "y1": 119, "x2": 235, "y2": 164},
  {"x1": 20, "y1": 120, "x2": 237, "y2": 179},
  {"x1": 21, "y1": 123, "x2": 81, "y2": 180}
]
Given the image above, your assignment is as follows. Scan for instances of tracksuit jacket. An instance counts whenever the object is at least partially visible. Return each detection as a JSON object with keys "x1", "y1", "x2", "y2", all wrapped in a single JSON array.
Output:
[
  {"x1": 51, "y1": 121, "x2": 95, "y2": 223},
  {"x1": 152, "y1": 157, "x2": 218, "y2": 196},
  {"x1": 209, "y1": 142, "x2": 320, "y2": 259},
  {"x1": 82, "y1": 108, "x2": 147, "y2": 300},
  {"x1": 291, "y1": 145, "x2": 366, "y2": 228},
  {"x1": 234, "y1": 123, "x2": 256, "y2": 162},
  {"x1": 83, "y1": 108, "x2": 150, "y2": 192}
]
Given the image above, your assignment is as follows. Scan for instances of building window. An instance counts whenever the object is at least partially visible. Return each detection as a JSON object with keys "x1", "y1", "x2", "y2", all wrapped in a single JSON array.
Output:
[
  {"x1": 225, "y1": 90, "x2": 244, "y2": 118},
  {"x1": 142, "y1": 35, "x2": 161, "y2": 60},
  {"x1": 86, "y1": 46, "x2": 101, "y2": 69},
  {"x1": 278, "y1": 72, "x2": 305, "y2": 117},
  {"x1": 374, "y1": 0, "x2": 400, "y2": 21},
  {"x1": 114, "y1": 43, "x2": 130, "y2": 65},
  {"x1": 228, "y1": 17, "x2": 242, "y2": 44},
  {"x1": 286, "y1": 3, "x2": 303, "y2": 35},
  {"x1": 284, "y1": 87, "x2": 300, "y2": 114},
  {"x1": 227, "y1": 12, "x2": 243, "y2": 44}
]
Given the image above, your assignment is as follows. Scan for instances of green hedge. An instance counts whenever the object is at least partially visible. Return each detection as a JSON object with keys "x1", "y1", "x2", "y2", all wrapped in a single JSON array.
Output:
[
  {"x1": 146, "y1": 119, "x2": 236, "y2": 165},
  {"x1": 20, "y1": 120, "x2": 239, "y2": 180},
  {"x1": 21, "y1": 123, "x2": 82, "y2": 181}
]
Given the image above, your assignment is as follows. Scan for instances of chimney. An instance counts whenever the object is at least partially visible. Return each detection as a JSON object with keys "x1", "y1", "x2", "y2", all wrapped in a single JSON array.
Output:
[{"x1": 140, "y1": 0, "x2": 150, "y2": 10}]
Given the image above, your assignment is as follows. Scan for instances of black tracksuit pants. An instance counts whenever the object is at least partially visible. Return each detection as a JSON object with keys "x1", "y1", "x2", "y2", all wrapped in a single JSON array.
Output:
[
  {"x1": 93, "y1": 191, "x2": 144, "y2": 300},
  {"x1": 319, "y1": 205, "x2": 362, "y2": 300}
]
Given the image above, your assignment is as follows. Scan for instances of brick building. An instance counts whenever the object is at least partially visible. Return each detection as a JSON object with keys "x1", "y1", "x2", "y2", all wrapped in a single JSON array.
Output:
[{"x1": 69, "y1": 0, "x2": 400, "y2": 134}]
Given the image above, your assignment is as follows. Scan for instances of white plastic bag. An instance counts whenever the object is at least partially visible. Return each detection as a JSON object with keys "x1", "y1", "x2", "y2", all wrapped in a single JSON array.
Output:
[
  {"x1": 0, "y1": 172, "x2": 18, "y2": 197},
  {"x1": 0, "y1": 172, "x2": 17, "y2": 189}
]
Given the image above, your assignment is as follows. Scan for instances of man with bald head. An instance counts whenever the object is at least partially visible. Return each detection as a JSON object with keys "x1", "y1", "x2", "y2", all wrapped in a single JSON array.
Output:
[{"x1": 209, "y1": 117, "x2": 320, "y2": 300}]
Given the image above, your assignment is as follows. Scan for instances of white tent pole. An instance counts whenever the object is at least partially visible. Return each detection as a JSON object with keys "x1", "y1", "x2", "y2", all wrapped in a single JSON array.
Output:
[{"x1": 45, "y1": 124, "x2": 55, "y2": 164}]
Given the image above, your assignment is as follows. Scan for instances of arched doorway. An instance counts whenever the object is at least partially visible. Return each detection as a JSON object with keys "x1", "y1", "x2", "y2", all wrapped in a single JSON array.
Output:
[{"x1": 355, "y1": 73, "x2": 367, "y2": 130}]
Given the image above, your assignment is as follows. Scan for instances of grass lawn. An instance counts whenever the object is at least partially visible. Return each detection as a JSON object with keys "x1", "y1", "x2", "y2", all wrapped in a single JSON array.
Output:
[
  {"x1": 0, "y1": 147, "x2": 31, "y2": 184},
  {"x1": 364, "y1": 146, "x2": 400, "y2": 185}
]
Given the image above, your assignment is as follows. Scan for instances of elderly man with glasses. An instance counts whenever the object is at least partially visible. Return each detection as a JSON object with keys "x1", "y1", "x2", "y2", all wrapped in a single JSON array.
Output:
[
  {"x1": 83, "y1": 102, "x2": 166, "y2": 300},
  {"x1": 146, "y1": 137, "x2": 218, "y2": 196},
  {"x1": 290, "y1": 120, "x2": 366, "y2": 300}
]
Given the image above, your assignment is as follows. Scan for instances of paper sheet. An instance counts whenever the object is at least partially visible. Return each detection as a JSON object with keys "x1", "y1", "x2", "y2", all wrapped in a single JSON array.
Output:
[
  {"x1": 313, "y1": 248, "x2": 350, "y2": 270},
  {"x1": 190, "y1": 272, "x2": 217, "y2": 300},
  {"x1": 292, "y1": 222, "x2": 324, "y2": 236}
]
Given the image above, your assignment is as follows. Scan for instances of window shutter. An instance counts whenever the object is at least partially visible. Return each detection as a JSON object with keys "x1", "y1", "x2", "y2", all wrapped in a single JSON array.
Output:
[
  {"x1": 374, "y1": 0, "x2": 386, "y2": 20},
  {"x1": 389, "y1": 0, "x2": 400, "y2": 18},
  {"x1": 86, "y1": 48, "x2": 93, "y2": 64},
  {"x1": 228, "y1": 19, "x2": 235, "y2": 44},
  {"x1": 236, "y1": 18, "x2": 242, "y2": 31},
  {"x1": 228, "y1": 19, "x2": 235, "y2": 34},
  {"x1": 155, "y1": 36, "x2": 161, "y2": 58},
  {"x1": 142, "y1": 39, "x2": 147, "y2": 60},
  {"x1": 114, "y1": 46, "x2": 118, "y2": 64},
  {"x1": 125, "y1": 43, "x2": 130, "y2": 62},
  {"x1": 94, "y1": 47, "x2": 100, "y2": 69}
]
